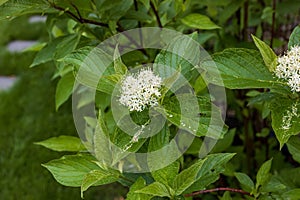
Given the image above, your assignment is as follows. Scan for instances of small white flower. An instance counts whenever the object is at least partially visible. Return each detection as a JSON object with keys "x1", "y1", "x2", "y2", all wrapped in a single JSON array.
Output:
[
  {"x1": 275, "y1": 46, "x2": 300, "y2": 92},
  {"x1": 119, "y1": 68, "x2": 162, "y2": 112}
]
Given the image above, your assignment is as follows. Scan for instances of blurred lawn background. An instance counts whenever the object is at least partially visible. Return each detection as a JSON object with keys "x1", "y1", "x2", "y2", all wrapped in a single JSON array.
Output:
[{"x1": 0, "y1": 15, "x2": 126, "y2": 200}]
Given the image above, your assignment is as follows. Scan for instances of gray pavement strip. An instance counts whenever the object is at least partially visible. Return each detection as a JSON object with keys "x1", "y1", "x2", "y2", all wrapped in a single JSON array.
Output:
[{"x1": 0, "y1": 76, "x2": 18, "y2": 90}]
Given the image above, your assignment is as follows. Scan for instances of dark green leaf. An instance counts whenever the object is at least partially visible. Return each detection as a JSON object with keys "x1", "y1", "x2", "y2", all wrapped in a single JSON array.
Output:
[
  {"x1": 202, "y1": 48, "x2": 283, "y2": 89},
  {"x1": 256, "y1": 159, "x2": 273, "y2": 189},
  {"x1": 55, "y1": 72, "x2": 75, "y2": 110},
  {"x1": 126, "y1": 177, "x2": 152, "y2": 200},
  {"x1": 287, "y1": 136, "x2": 300, "y2": 163},
  {"x1": 35, "y1": 136, "x2": 85, "y2": 152},
  {"x1": 234, "y1": 172, "x2": 254, "y2": 192},
  {"x1": 0, "y1": 0, "x2": 54, "y2": 20},
  {"x1": 30, "y1": 36, "x2": 66, "y2": 68},
  {"x1": 173, "y1": 153, "x2": 235, "y2": 195}
]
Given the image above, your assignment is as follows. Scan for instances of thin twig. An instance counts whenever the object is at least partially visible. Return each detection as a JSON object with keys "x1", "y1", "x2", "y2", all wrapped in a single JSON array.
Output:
[
  {"x1": 184, "y1": 187, "x2": 253, "y2": 197},
  {"x1": 270, "y1": 0, "x2": 276, "y2": 48},
  {"x1": 150, "y1": 1, "x2": 163, "y2": 28},
  {"x1": 243, "y1": 0, "x2": 249, "y2": 41},
  {"x1": 49, "y1": 1, "x2": 108, "y2": 27}
]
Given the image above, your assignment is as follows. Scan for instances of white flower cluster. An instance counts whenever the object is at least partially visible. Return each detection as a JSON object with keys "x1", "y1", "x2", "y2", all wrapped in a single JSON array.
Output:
[
  {"x1": 275, "y1": 46, "x2": 300, "y2": 92},
  {"x1": 119, "y1": 68, "x2": 162, "y2": 112}
]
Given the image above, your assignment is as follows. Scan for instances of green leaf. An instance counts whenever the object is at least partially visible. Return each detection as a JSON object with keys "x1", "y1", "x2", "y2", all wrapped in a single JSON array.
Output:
[
  {"x1": 181, "y1": 13, "x2": 220, "y2": 30},
  {"x1": 113, "y1": 45, "x2": 127, "y2": 75},
  {"x1": 30, "y1": 36, "x2": 65, "y2": 68},
  {"x1": 234, "y1": 172, "x2": 254, "y2": 192},
  {"x1": 252, "y1": 35, "x2": 277, "y2": 72},
  {"x1": 218, "y1": 0, "x2": 245, "y2": 24},
  {"x1": 282, "y1": 189, "x2": 300, "y2": 199},
  {"x1": 221, "y1": 191, "x2": 232, "y2": 200},
  {"x1": 151, "y1": 161, "x2": 180, "y2": 188},
  {"x1": 0, "y1": 0, "x2": 54, "y2": 20},
  {"x1": 81, "y1": 169, "x2": 119, "y2": 198},
  {"x1": 156, "y1": 94, "x2": 227, "y2": 139},
  {"x1": 148, "y1": 124, "x2": 170, "y2": 151},
  {"x1": 260, "y1": 176, "x2": 286, "y2": 193},
  {"x1": 287, "y1": 136, "x2": 300, "y2": 163},
  {"x1": 55, "y1": 72, "x2": 75, "y2": 110},
  {"x1": 256, "y1": 159, "x2": 273, "y2": 189},
  {"x1": 61, "y1": 46, "x2": 117, "y2": 94},
  {"x1": 0, "y1": 0, "x2": 9, "y2": 6},
  {"x1": 269, "y1": 98, "x2": 300, "y2": 148},
  {"x1": 288, "y1": 25, "x2": 300, "y2": 49},
  {"x1": 35, "y1": 136, "x2": 85, "y2": 152},
  {"x1": 42, "y1": 154, "x2": 100, "y2": 187},
  {"x1": 126, "y1": 177, "x2": 152, "y2": 200},
  {"x1": 202, "y1": 48, "x2": 283, "y2": 89},
  {"x1": 183, "y1": 171, "x2": 220, "y2": 194},
  {"x1": 93, "y1": 111, "x2": 113, "y2": 167},
  {"x1": 135, "y1": 182, "x2": 171, "y2": 198},
  {"x1": 154, "y1": 32, "x2": 200, "y2": 85},
  {"x1": 173, "y1": 153, "x2": 235, "y2": 195},
  {"x1": 54, "y1": 34, "x2": 81, "y2": 59}
]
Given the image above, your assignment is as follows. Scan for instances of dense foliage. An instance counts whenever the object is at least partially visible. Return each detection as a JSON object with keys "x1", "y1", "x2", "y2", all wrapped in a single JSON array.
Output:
[{"x1": 1, "y1": 0, "x2": 300, "y2": 199}]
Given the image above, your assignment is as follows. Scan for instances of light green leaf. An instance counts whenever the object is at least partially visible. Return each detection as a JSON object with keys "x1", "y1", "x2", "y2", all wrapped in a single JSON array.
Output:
[
  {"x1": 0, "y1": 0, "x2": 54, "y2": 20},
  {"x1": 42, "y1": 154, "x2": 100, "y2": 187},
  {"x1": 151, "y1": 161, "x2": 180, "y2": 188},
  {"x1": 181, "y1": 13, "x2": 220, "y2": 30},
  {"x1": 173, "y1": 153, "x2": 235, "y2": 195},
  {"x1": 126, "y1": 177, "x2": 152, "y2": 200},
  {"x1": 61, "y1": 46, "x2": 118, "y2": 94},
  {"x1": 154, "y1": 32, "x2": 200, "y2": 86},
  {"x1": 135, "y1": 182, "x2": 171, "y2": 198},
  {"x1": 287, "y1": 136, "x2": 300, "y2": 163},
  {"x1": 55, "y1": 72, "x2": 75, "y2": 110},
  {"x1": 269, "y1": 98, "x2": 300, "y2": 148},
  {"x1": 93, "y1": 111, "x2": 113, "y2": 167},
  {"x1": 282, "y1": 189, "x2": 300, "y2": 199},
  {"x1": 252, "y1": 35, "x2": 277, "y2": 72},
  {"x1": 256, "y1": 159, "x2": 273, "y2": 189},
  {"x1": 148, "y1": 124, "x2": 170, "y2": 151},
  {"x1": 234, "y1": 172, "x2": 254, "y2": 192},
  {"x1": 202, "y1": 48, "x2": 283, "y2": 89},
  {"x1": 0, "y1": 0, "x2": 9, "y2": 6},
  {"x1": 35, "y1": 136, "x2": 85, "y2": 152},
  {"x1": 288, "y1": 25, "x2": 300, "y2": 49},
  {"x1": 81, "y1": 169, "x2": 119, "y2": 198},
  {"x1": 156, "y1": 94, "x2": 227, "y2": 139},
  {"x1": 113, "y1": 45, "x2": 127, "y2": 75}
]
